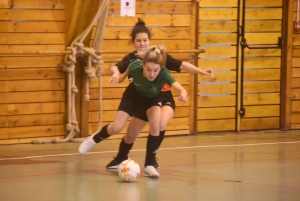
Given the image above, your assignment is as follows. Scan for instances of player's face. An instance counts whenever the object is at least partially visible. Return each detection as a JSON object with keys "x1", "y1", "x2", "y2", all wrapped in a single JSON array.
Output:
[
  {"x1": 134, "y1": 33, "x2": 150, "y2": 52},
  {"x1": 142, "y1": 62, "x2": 161, "y2": 81}
]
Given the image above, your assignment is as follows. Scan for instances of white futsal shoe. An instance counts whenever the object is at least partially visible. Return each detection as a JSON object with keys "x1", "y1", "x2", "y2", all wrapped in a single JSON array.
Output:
[
  {"x1": 144, "y1": 166, "x2": 160, "y2": 178},
  {"x1": 79, "y1": 133, "x2": 97, "y2": 154}
]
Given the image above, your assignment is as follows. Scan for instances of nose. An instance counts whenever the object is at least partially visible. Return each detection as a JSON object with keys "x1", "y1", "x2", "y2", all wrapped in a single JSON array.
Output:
[{"x1": 140, "y1": 40, "x2": 145, "y2": 46}]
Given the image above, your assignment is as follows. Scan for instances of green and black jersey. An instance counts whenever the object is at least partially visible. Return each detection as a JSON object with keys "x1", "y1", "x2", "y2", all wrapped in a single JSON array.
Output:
[{"x1": 129, "y1": 59, "x2": 176, "y2": 98}]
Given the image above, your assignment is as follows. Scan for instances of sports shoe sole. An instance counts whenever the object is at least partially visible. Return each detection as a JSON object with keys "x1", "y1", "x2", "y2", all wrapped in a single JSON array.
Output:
[
  {"x1": 144, "y1": 173, "x2": 160, "y2": 178},
  {"x1": 106, "y1": 165, "x2": 119, "y2": 169}
]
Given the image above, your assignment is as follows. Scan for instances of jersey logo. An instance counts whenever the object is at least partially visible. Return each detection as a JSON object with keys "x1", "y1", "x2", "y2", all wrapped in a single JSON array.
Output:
[
  {"x1": 134, "y1": 82, "x2": 141, "y2": 86},
  {"x1": 150, "y1": 84, "x2": 157, "y2": 92},
  {"x1": 165, "y1": 102, "x2": 172, "y2": 105}
]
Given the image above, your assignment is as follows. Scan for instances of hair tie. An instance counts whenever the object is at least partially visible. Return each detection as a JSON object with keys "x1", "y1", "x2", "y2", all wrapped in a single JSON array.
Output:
[{"x1": 154, "y1": 48, "x2": 160, "y2": 54}]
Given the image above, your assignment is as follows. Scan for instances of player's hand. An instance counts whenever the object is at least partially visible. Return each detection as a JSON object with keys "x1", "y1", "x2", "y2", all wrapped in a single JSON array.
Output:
[
  {"x1": 201, "y1": 68, "x2": 214, "y2": 79},
  {"x1": 109, "y1": 72, "x2": 120, "y2": 86},
  {"x1": 118, "y1": 74, "x2": 127, "y2": 83},
  {"x1": 178, "y1": 91, "x2": 188, "y2": 103}
]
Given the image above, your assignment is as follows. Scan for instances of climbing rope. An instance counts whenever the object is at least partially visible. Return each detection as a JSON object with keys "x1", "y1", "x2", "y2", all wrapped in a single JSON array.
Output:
[{"x1": 33, "y1": 0, "x2": 109, "y2": 144}]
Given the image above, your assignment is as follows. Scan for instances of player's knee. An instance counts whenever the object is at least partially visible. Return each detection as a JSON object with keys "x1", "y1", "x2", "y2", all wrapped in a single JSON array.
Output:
[
  {"x1": 124, "y1": 134, "x2": 136, "y2": 143},
  {"x1": 149, "y1": 126, "x2": 160, "y2": 136},
  {"x1": 110, "y1": 124, "x2": 123, "y2": 134},
  {"x1": 159, "y1": 121, "x2": 167, "y2": 130}
]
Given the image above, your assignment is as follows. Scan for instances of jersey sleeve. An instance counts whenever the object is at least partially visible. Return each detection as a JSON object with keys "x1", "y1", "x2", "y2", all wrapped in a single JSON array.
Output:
[
  {"x1": 164, "y1": 70, "x2": 176, "y2": 86},
  {"x1": 129, "y1": 59, "x2": 142, "y2": 74},
  {"x1": 165, "y1": 54, "x2": 182, "y2": 73}
]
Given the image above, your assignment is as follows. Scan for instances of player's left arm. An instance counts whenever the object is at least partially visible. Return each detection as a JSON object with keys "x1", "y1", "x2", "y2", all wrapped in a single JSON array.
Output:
[{"x1": 180, "y1": 62, "x2": 214, "y2": 78}]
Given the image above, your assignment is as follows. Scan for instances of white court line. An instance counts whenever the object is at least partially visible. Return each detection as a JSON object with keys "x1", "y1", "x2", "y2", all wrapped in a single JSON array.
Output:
[{"x1": 0, "y1": 140, "x2": 300, "y2": 161}]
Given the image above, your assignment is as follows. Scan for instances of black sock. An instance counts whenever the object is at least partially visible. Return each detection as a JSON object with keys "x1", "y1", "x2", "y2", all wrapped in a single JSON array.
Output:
[
  {"x1": 116, "y1": 137, "x2": 133, "y2": 160},
  {"x1": 93, "y1": 125, "x2": 110, "y2": 143},
  {"x1": 158, "y1": 130, "x2": 165, "y2": 148},
  {"x1": 145, "y1": 134, "x2": 159, "y2": 167}
]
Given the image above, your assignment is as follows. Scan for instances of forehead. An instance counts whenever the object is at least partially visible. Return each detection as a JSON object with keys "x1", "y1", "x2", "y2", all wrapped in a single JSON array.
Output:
[
  {"x1": 134, "y1": 33, "x2": 149, "y2": 40},
  {"x1": 144, "y1": 62, "x2": 160, "y2": 69}
]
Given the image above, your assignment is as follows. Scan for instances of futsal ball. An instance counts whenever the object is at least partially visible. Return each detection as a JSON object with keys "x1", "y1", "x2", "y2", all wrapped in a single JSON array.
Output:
[{"x1": 118, "y1": 159, "x2": 140, "y2": 182}]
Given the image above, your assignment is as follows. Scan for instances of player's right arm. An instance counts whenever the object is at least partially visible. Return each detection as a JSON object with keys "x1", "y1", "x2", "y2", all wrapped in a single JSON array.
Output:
[
  {"x1": 109, "y1": 65, "x2": 121, "y2": 86},
  {"x1": 171, "y1": 82, "x2": 188, "y2": 103},
  {"x1": 109, "y1": 53, "x2": 132, "y2": 86}
]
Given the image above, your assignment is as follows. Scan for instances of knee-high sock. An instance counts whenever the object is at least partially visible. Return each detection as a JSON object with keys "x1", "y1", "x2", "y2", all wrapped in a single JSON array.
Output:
[
  {"x1": 93, "y1": 125, "x2": 110, "y2": 143},
  {"x1": 147, "y1": 130, "x2": 165, "y2": 150},
  {"x1": 116, "y1": 137, "x2": 133, "y2": 160},
  {"x1": 145, "y1": 134, "x2": 160, "y2": 167},
  {"x1": 158, "y1": 130, "x2": 165, "y2": 148}
]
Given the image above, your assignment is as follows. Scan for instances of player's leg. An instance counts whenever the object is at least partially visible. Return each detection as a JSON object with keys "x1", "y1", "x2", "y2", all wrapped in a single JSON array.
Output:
[
  {"x1": 79, "y1": 110, "x2": 130, "y2": 154},
  {"x1": 144, "y1": 105, "x2": 161, "y2": 178},
  {"x1": 79, "y1": 97, "x2": 135, "y2": 154},
  {"x1": 159, "y1": 105, "x2": 174, "y2": 146},
  {"x1": 146, "y1": 90, "x2": 175, "y2": 168},
  {"x1": 106, "y1": 117, "x2": 147, "y2": 169}
]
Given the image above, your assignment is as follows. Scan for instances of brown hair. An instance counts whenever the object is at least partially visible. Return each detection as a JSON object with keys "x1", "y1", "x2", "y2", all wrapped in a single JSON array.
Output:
[
  {"x1": 135, "y1": 45, "x2": 167, "y2": 68},
  {"x1": 130, "y1": 18, "x2": 151, "y2": 42}
]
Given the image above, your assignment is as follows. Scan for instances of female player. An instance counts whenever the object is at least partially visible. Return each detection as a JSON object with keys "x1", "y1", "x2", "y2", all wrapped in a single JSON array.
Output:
[
  {"x1": 79, "y1": 45, "x2": 188, "y2": 178},
  {"x1": 105, "y1": 19, "x2": 213, "y2": 169}
]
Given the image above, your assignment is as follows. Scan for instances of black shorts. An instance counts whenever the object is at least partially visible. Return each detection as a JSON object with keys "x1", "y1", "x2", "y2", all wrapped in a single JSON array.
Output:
[
  {"x1": 118, "y1": 83, "x2": 163, "y2": 117},
  {"x1": 132, "y1": 90, "x2": 176, "y2": 122}
]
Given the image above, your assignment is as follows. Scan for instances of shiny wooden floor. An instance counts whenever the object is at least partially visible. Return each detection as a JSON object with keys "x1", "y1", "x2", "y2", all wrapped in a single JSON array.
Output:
[{"x1": 0, "y1": 130, "x2": 300, "y2": 201}]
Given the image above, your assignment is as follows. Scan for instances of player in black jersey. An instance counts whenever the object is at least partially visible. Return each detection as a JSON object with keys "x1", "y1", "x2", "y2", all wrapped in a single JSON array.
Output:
[
  {"x1": 106, "y1": 19, "x2": 213, "y2": 170},
  {"x1": 79, "y1": 45, "x2": 188, "y2": 177}
]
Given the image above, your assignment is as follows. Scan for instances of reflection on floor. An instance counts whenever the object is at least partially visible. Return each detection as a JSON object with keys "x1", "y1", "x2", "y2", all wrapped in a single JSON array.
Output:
[{"x1": 0, "y1": 130, "x2": 300, "y2": 201}]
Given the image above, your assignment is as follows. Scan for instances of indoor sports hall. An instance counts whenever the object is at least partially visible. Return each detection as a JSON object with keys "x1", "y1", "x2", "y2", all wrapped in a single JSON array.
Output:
[{"x1": 0, "y1": 0, "x2": 299, "y2": 200}]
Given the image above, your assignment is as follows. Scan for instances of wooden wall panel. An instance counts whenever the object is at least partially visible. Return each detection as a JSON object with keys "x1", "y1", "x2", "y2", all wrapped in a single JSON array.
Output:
[
  {"x1": 243, "y1": 93, "x2": 280, "y2": 105},
  {"x1": 197, "y1": 107, "x2": 235, "y2": 119},
  {"x1": 198, "y1": 2, "x2": 237, "y2": 132},
  {"x1": 0, "y1": 79, "x2": 65, "y2": 92},
  {"x1": 106, "y1": 14, "x2": 191, "y2": 26},
  {"x1": 103, "y1": 27, "x2": 191, "y2": 40},
  {"x1": 0, "y1": 2, "x2": 66, "y2": 143},
  {"x1": 199, "y1": 21, "x2": 282, "y2": 33},
  {"x1": 0, "y1": 102, "x2": 65, "y2": 115},
  {"x1": 289, "y1": 0, "x2": 300, "y2": 129},
  {"x1": 1, "y1": 22, "x2": 65, "y2": 33},
  {"x1": 198, "y1": 95, "x2": 236, "y2": 107},
  {"x1": 0, "y1": 10, "x2": 65, "y2": 20},
  {"x1": 198, "y1": 0, "x2": 282, "y2": 7},
  {"x1": 240, "y1": 117, "x2": 279, "y2": 130},
  {"x1": 0, "y1": 0, "x2": 65, "y2": 9},
  {"x1": 245, "y1": 21, "x2": 282, "y2": 32},
  {"x1": 0, "y1": 0, "x2": 297, "y2": 143},
  {"x1": 200, "y1": 46, "x2": 237, "y2": 57},
  {"x1": 0, "y1": 56, "x2": 64, "y2": 68},
  {"x1": 199, "y1": 58, "x2": 236, "y2": 70},
  {"x1": 239, "y1": 1, "x2": 282, "y2": 131},
  {"x1": 197, "y1": 119, "x2": 235, "y2": 132},
  {"x1": 0, "y1": 114, "x2": 65, "y2": 127},
  {"x1": 0, "y1": 33, "x2": 65, "y2": 44},
  {"x1": 198, "y1": 0, "x2": 283, "y2": 132},
  {"x1": 0, "y1": 45, "x2": 66, "y2": 52},
  {"x1": 243, "y1": 105, "x2": 280, "y2": 118},
  {"x1": 108, "y1": 2, "x2": 191, "y2": 13},
  {"x1": 101, "y1": 39, "x2": 191, "y2": 51},
  {"x1": 87, "y1": 0, "x2": 195, "y2": 139},
  {"x1": 244, "y1": 48, "x2": 281, "y2": 57},
  {"x1": 245, "y1": 8, "x2": 282, "y2": 20},
  {"x1": 244, "y1": 57, "x2": 281, "y2": 69}
]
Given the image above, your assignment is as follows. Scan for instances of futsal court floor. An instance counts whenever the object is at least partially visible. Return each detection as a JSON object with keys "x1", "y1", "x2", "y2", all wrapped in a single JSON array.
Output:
[{"x1": 0, "y1": 130, "x2": 300, "y2": 201}]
